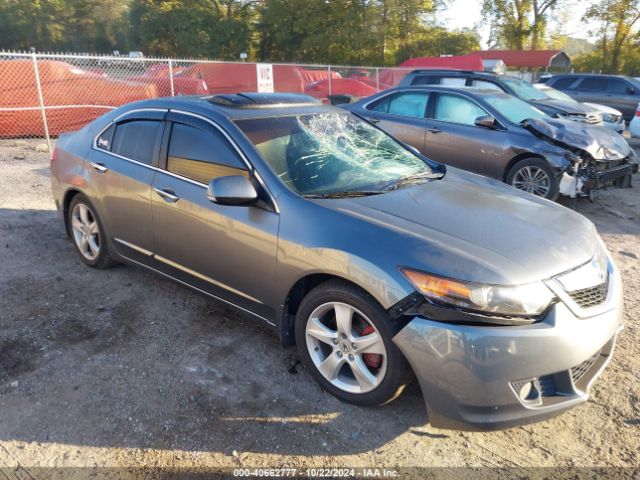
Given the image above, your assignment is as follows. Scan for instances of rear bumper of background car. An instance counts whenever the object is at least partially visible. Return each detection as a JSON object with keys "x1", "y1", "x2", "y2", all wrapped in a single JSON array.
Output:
[{"x1": 393, "y1": 260, "x2": 623, "y2": 431}]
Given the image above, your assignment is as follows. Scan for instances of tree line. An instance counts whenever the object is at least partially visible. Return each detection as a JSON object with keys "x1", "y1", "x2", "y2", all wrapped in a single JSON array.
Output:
[{"x1": 0, "y1": 0, "x2": 639, "y2": 73}]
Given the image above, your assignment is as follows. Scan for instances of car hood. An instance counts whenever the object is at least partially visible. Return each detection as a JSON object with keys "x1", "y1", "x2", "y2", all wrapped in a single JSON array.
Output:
[
  {"x1": 583, "y1": 102, "x2": 623, "y2": 116},
  {"x1": 320, "y1": 169, "x2": 598, "y2": 286},
  {"x1": 529, "y1": 98, "x2": 598, "y2": 116},
  {"x1": 522, "y1": 117, "x2": 632, "y2": 160}
]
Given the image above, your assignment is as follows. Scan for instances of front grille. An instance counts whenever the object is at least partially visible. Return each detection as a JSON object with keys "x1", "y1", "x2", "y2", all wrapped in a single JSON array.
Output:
[
  {"x1": 566, "y1": 277, "x2": 609, "y2": 308},
  {"x1": 571, "y1": 350, "x2": 601, "y2": 383}
]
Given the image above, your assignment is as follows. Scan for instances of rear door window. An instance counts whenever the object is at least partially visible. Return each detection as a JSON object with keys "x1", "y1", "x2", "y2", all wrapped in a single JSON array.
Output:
[
  {"x1": 111, "y1": 120, "x2": 160, "y2": 165},
  {"x1": 167, "y1": 122, "x2": 247, "y2": 184},
  {"x1": 577, "y1": 77, "x2": 607, "y2": 91},
  {"x1": 434, "y1": 94, "x2": 488, "y2": 126},
  {"x1": 369, "y1": 92, "x2": 429, "y2": 118}
]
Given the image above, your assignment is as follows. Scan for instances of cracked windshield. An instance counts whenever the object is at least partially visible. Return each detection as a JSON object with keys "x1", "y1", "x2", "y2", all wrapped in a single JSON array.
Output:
[{"x1": 236, "y1": 113, "x2": 437, "y2": 197}]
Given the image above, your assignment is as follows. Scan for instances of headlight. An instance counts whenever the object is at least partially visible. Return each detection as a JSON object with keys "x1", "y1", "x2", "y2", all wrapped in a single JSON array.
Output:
[
  {"x1": 401, "y1": 268, "x2": 555, "y2": 317},
  {"x1": 601, "y1": 113, "x2": 613, "y2": 123}
]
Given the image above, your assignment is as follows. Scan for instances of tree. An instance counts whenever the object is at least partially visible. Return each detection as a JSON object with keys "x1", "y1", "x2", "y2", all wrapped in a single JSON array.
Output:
[
  {"x1": 481, "y1": 0, "x2": 561, "y2": 50},
  {"x1": 584, "y1": 0, "x2": 640, "y2": 73}
]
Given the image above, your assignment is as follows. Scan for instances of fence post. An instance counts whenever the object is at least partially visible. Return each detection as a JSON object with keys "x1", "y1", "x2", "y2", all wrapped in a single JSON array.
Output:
[
  {"x1": 168, "y1": 59, "x2": 175, "y2": 97},
  {"x1": 328, "y1": 66, "x2": 332, "y2": 97},
  {"x1": 376, "y1": 68, "x2": 380, "y2": 92},
  {"x1": 32, "y1": 53, "x2": 51, "y2": 152}
]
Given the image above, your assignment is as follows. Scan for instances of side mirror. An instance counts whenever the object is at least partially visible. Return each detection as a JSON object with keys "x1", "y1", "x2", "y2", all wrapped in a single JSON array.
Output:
[
  {"x1": 207, "y1": 175, "x2": 258, "y2": 206},
  {"x1": 474, "y1": 114, "x2": 498, "y2": 129},
  {"x1": 627, "y1": 86, "x2": 636, "y2": 95}
]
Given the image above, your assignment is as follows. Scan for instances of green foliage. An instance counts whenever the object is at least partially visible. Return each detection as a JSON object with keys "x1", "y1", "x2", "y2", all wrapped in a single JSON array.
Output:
[
  {"x1": 0, "y1": 0, "x2": 476, "y2": 65},
  {"x1": 482, "y1": 0, "x2": 560, "y2": 50},
  {"x1": 576, "y1": 0, "x2": 640, "y2": 74}
]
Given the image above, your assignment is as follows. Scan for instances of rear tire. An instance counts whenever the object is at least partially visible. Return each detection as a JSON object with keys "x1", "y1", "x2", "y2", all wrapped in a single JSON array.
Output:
[
  {"x1": 68, "y1": 194, "x2": 116, "y2": 269},
  {"x1": 506, "y1": 158, "x2": 559, "y2": 200},
  {"x1": 294, "y1": 280, "x2": 412, "y2": 407}
]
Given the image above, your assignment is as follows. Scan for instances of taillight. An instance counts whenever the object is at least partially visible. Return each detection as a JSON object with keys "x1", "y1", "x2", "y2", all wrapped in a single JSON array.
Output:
[
  {"x1": 635, "y1": 109, "x2": 640, "y2": 117},
  {"x1": 50, "y1": 147, "x2": 58, "y2": 164}
]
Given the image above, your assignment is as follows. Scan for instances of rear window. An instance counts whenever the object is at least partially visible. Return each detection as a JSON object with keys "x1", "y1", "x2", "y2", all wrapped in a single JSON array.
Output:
[{"x1": 111, "y1": 120, "x2": 159, "y2": 165}]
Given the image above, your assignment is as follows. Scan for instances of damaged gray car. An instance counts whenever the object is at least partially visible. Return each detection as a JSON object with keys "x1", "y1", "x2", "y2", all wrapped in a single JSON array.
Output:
[
  {"x1": 52, "y1": 93, "x2": 622, "y2": 431},
  {"x1": 344, "y1": 86, "x2": 638, "y2": 200}
]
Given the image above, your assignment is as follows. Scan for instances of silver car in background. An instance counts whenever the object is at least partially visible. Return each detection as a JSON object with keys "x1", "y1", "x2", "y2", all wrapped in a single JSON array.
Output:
[
  {"x1": 51, "y1": 93, "x2": 623, "y2": 430},
  {"x1": 535, "y1": 84, "x2": 626, "y2": 134}
]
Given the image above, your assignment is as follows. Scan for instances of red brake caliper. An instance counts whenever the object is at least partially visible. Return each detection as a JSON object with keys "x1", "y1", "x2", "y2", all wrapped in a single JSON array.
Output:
[{"x1": 360, "y1": 326, "x2": 383, "y2": 369}]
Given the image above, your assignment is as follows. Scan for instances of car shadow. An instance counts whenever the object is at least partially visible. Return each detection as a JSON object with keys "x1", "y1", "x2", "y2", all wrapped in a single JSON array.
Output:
[{"x1": 0, "y1": 208, "x2": 429, "y2": 456}]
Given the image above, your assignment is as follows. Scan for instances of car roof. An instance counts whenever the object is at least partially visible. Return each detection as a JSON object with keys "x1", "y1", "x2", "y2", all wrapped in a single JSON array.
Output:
[
  {"x1": 407, "y1": 69, "x2": 522, "y2": 82},
  {"x1": 116, "y1": 93, "x2": 336, "y2": 121},
  {"x1": 389, "y1": 85, "x2": 511, "y2": 97}
]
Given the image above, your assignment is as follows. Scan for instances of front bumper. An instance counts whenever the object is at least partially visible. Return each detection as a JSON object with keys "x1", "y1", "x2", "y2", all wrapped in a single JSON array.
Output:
[{"x1": 393, "y1": 261, "x2": 623, "y2": 431}]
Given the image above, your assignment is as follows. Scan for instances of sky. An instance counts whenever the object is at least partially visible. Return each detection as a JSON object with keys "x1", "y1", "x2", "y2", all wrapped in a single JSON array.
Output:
[{"x1": 442, "y1": 0, "x2": 597, "y2": 49}]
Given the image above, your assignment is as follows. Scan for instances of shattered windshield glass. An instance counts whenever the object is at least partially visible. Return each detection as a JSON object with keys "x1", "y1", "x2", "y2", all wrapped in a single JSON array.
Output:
[{"x1": 236, "y1": 113, "x2": 433, "y2": 197}]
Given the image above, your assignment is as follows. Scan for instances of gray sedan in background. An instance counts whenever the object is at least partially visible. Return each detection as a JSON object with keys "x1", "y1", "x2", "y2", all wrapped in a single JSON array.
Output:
[
  {"x1": 51, "y1": 93, "x2": 622, "y2": 430},
  {"x1": 344, "y1": 86, "x2": 637, "y2": 200}
]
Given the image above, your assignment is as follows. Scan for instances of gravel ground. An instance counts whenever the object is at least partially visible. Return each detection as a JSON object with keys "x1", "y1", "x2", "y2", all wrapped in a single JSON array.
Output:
[{"x1": 0, "y1": 139, "x2": 639, "y2": 477}]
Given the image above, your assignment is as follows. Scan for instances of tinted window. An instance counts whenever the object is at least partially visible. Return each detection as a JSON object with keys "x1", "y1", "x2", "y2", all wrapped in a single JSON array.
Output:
[
  {"x1": 371, "y1": 92, "x2": 429, "y2": 118},
  {"x1": 434, "y1": 94, "x2": 487, "y2": 126},
  {"x1": 111, "y1": 120, "x2": 160, "y2": 164},
  {"x1": 96, "y1": 124, "x2": 115, "y2": 151},
  {"x1": 167, "y1": 123, "x2": 246, "y2": 184},
  {"x1": 550, "y1": 77, "x2": 578, "y2": 89},
  {"x1": 607, "y1": 78, "x2": 632, "y2": 93},
  {"x1": 440, "y1": 77, "x2": 467, "y2": 86},
  {"x1": 411, "y1": 75, "x2": 439, "y2": 85},
  {"x1": 578, "y1": 77, "x2": 606, "y2": 91},
  {"x1": 471, "y1": 79, "x2": 503, "y2": 91}
]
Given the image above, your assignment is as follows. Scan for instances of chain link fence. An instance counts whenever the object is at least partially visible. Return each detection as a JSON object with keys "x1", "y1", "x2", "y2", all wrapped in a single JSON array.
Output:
[{"x1": 0, "y1": 51, "x2": 415, "y2": 152}]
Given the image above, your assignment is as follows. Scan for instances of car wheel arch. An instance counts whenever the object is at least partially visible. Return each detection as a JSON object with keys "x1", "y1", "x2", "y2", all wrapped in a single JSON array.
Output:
[
  {"x1": 503, "y1": 152, "x2": 550, "y2": 182},
  {"x1": 62, "y1": 188, "x2": 83, "y2": 237},
  {"x1": 280, "y1": 274, "x2": 390, "y2": 348}
]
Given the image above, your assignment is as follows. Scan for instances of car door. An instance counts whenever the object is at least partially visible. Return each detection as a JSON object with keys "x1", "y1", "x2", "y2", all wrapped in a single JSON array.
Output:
[
  {"x1": 570, "y1": 76, "x2": 607, "y2": 104},
  {"x1": 364, "y1": 91, "x2": 430, "y2": 154},
  {"x1": 91, "y1": 109, "x2": 165, "y2": 263},
  {"x1": 422, "y1": 92, "x2": 510, "y2": 179},
  {"x1": 150, "y1": 111, "x2": 279, "y2": 320},
  {"x1": 602, "y1": 77, "x2": 640, "y2": 120}
]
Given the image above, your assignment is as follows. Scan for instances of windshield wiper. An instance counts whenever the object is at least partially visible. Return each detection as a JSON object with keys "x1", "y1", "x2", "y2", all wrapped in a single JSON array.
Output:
[
  {"x1": 304, "y1": 190, "x2": 384, "y2": 199},
  {"x1": 382, "y1": 171, "x2": 444, "y2": 191}
]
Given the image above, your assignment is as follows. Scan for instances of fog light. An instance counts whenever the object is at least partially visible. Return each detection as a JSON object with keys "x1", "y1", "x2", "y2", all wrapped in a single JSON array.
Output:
[{"x1": 518, "y1": 381, "x2": 534, "y2": 401}]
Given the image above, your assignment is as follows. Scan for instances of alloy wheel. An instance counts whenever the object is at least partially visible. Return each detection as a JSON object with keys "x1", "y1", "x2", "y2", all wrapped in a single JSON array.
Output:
[
  {"x1": 71, "y1": 203, "x2": 100, "y2": 261},
  {"x1": 305, "y1": 301, "x2": 387, "y2": 394},
  {"x1": 511, "y1": 165, "x2": 551, "y2": 197}
]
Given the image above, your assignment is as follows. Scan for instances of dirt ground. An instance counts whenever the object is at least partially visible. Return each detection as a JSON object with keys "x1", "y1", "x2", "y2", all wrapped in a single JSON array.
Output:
[{"x1": 0, "y1": 138, "x2": 639, "y2": 477}]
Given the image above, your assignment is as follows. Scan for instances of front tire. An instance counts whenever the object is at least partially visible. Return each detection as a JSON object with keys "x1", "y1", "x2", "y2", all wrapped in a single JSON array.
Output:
[
  {"x1": 68, "y1": 194, "x2": 116, "y2": 269},
  {"x1": 506, "y1": 158, "x2": 559, "y2": 200},
  {"x1": 294, "y1": 280, "x2": 411, "y2": 407}
]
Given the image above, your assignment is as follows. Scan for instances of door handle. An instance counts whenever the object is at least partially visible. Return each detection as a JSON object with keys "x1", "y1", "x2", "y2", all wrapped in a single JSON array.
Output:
[
  {"x1": 91, "y1": 162, "x2": 108, "y2": 173},
  {"x1": 427, "y1": 127, "x2": 442, "y2": 134},
  {"x1": 154, "y1": 187, "x2": 180, "y2": 203}
]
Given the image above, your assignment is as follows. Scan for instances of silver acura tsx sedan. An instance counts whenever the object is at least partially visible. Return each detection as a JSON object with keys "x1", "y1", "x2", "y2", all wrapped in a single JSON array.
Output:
[{"x1": 50, "y1": 93, "x2": 623, "y2": 431}]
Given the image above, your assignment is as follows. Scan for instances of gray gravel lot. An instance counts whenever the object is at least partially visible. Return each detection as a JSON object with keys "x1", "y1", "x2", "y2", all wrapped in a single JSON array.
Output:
[{"x1": 0, "y1": 138, "x2": 639, "y2": 475}]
